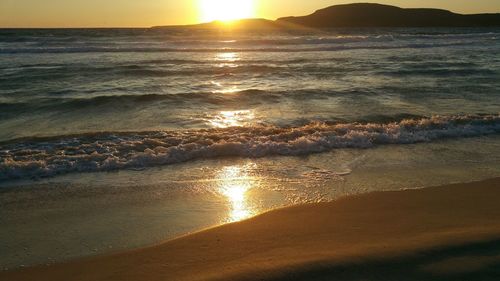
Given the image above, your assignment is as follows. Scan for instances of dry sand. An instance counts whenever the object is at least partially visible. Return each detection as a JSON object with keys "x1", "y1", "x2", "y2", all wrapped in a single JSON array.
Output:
[{"x1": 2, "y1": 178, "x2": 500, "y2": 281}]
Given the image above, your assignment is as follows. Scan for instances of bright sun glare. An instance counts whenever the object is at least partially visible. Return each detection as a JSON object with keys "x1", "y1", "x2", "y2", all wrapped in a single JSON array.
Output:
[{"x1": 199, "y1": 0, "x2": 255, "y2": 23}]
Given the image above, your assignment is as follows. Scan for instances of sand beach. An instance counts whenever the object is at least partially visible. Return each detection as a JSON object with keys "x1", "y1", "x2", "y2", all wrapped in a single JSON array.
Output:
[{"x1": 3, "y1": 178, "x2": 500, "y2": 281}]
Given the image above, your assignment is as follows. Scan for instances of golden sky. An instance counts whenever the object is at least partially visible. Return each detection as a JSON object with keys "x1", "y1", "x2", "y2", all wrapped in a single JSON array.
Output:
[{"x1": 1, "y1": 0, "x2": 499, "y2": 28}]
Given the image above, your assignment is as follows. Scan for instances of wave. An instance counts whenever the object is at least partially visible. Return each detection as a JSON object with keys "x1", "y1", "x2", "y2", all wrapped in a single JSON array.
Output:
[
  {"x1": 0, "y1": 57, "x2": 351, "y2": 79},
  {"x1": 0, "y1": 41, "x2": 478, "y2": 54},
  {"x1": 0, "y1": 90, "x2": 273, "y2": 112},
  {"x1": 1, "y1": 29, "x2": 497, "y2": 43},
  {"x1": 0, "y1": 60, "x2": 355, "y2": 82},
  {"x1": 0, "y1": 88, "x2": 332, "y2": 119},
  {"x1": 1, "y1": 114, "x2": 499, "y2": 181},
  {"x1": 0, "y1": 88, "x2": 379, "y2": 116},
  {"x1": 2, "y1": 27, "x2": 497, "y2": 54}
]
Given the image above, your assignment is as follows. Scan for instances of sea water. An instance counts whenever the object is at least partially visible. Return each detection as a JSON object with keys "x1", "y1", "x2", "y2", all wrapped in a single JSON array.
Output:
[{"x1": 1, "y1": 27, "x2": 499, "y2": 269}]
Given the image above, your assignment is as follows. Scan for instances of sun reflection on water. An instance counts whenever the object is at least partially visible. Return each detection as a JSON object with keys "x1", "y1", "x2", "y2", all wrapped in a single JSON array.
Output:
[
  {"x1": 216, "y1": 52, "x2": 239, "y2": 62},
  {"x1": 211, "y1": 52, "x2": 243, "y2": 93},
  {"x1": 209, "y1": 110, "x2": 255, "y2": 128},
  {"x1": 217, "y1": 165, "x2": 257, "y2": 222},
  {"x1": 215, "y1": 52, "x2": 240, "y2": 69}
]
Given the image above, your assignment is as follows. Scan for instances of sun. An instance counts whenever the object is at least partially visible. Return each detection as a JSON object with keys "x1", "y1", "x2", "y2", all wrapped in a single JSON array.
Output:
[{"x1": 198, "y1": 0, "x2": 256, "y2": 23}]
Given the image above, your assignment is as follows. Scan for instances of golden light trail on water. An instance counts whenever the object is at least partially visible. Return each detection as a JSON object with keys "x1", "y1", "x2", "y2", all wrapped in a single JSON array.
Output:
[{"x1": 217, "y1": 165, "x2": 257, "y2": 222}]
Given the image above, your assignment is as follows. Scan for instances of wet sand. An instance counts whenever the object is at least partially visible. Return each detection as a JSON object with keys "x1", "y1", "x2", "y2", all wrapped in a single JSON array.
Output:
[{"x1": 2, "y1": 178, "x2": 500, "y2": 281}]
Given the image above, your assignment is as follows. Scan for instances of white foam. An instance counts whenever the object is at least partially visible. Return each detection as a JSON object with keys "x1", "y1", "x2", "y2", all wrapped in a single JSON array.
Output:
[{"x1": 1, "y1": 114, "x2": 499, "y2": 180}]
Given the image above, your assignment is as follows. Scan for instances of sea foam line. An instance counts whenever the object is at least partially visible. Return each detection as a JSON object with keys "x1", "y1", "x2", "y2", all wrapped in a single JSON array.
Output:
[{"x1": 0, "y1": 114, "x2": 499, "y2": 180}]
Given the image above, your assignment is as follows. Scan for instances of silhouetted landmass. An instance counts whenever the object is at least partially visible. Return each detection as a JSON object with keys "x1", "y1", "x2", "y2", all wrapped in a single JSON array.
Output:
[
  {"x1": 152, "y1": 18, "x2": 300, "y2": 30},
  {"x1": 278, "y1": 3, "x2": 500, "y2": 28},
  {"x1": 153, "y1": 3, "x2": 500, "y2": 29},
  {"x1": 194, "y1": 19, "x2": 293, "y2": 30}
]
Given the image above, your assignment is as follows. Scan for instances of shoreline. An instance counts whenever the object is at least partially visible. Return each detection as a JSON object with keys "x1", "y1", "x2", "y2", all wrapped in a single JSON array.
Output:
[{"x1": 2, "y1": 177, "x2": 500, "y2": 280}]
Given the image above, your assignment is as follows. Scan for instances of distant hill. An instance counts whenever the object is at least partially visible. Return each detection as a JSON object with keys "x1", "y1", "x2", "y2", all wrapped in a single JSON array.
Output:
[
  {"x1": 278, "y1": 3, "x2": 500, "y2": 28},
  {"x1": 153, "y1": 3, "x2": 500, "y2": 29},
  {"x1": 194, "y1": 19, "x2": 295, "y2": 30},
  {"x1": 152, "y1": 18, "x2": 299, "y2": 30}
]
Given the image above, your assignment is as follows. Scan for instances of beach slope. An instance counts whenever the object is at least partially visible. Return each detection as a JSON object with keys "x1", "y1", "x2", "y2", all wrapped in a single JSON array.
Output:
[{"x1": 2, "y1": 178, "x2": 500, "y2": 281}]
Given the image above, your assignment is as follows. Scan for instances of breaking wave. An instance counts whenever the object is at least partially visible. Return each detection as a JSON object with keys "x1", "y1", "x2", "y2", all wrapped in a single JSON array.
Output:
[{"x1": 1, "y1": 114, "x2": 499, "y2": 181}]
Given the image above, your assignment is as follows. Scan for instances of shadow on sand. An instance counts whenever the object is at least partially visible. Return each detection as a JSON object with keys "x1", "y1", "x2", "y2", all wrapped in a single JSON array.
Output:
[{"x1": 269, "y1": 238, "x2": 500, "y2": 281}]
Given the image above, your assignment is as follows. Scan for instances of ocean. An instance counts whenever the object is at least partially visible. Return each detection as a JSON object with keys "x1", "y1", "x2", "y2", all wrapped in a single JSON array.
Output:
[{"x1": 1, "y1": 27, "x2": 500, "y2": 269}]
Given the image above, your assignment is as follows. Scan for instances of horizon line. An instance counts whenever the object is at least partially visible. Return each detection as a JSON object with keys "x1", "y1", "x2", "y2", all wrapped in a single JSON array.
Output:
[{"x1": 2, "y1": 3, "x2": 500, "y2": 29}]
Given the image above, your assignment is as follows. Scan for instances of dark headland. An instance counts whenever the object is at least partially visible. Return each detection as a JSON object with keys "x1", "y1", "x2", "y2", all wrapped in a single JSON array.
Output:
[
  {"x1": 153, "y1": 3, "x2": 500, "y2": 29},
  {"x1": 279, "y1": 3, "x2": 500, "y2": 28}
]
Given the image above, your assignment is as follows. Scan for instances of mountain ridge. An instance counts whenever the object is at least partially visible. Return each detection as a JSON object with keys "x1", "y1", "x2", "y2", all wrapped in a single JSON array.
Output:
[
  {"x1": 152, "y1": 3, "x2": 500, "y2": 29},
  {"x1": 278, "y1": 3, "x2": 500, "y2": 28}
]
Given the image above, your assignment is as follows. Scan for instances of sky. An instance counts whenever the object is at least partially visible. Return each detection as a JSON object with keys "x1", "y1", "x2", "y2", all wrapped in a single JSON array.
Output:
[{"x1": 1, "y1": 0, "x2": 499, "y2": 28}]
